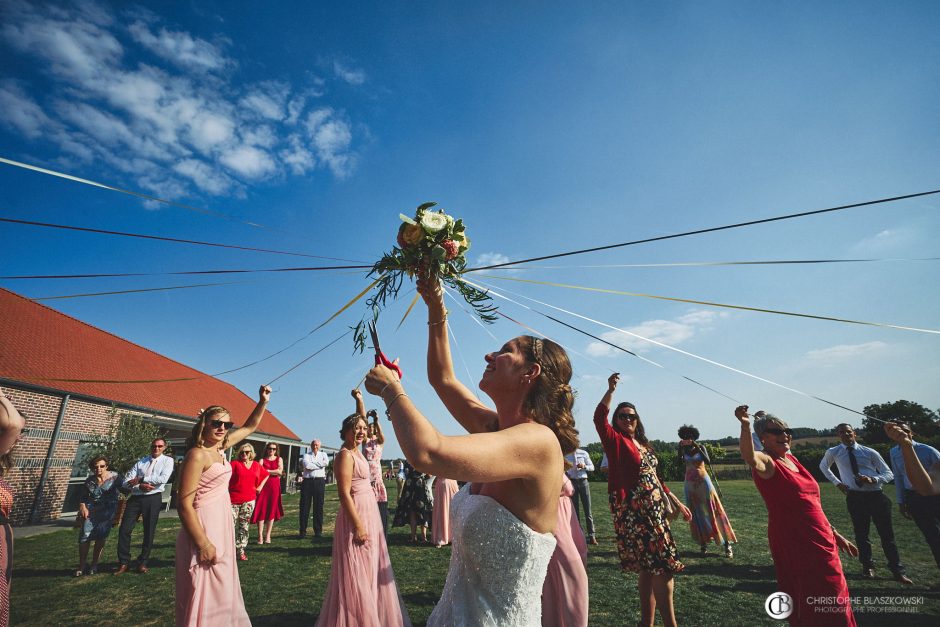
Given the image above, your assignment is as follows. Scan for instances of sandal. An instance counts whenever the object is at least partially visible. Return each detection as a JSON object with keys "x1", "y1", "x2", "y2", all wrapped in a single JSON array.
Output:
[
  {"x1": 73, "y1": 569, "x2": 83, "y2": 578},
  {"x1": 87, "y1": 567, "x2": 98, "y2": 575}
]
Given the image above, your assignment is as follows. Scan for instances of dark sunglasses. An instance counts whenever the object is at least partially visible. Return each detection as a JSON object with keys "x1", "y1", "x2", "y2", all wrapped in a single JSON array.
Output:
[
  {"x1": 764, "y1": 427, "x2": 793, "y2": 436},
  {"x1": 94, "y1": 464, "x2": 107, "y2": 468},
  {"x1": 615, "y1": 413, "x2": 638, "y2": 421},
  {"x1": 210, "y1": 419, "x2": 235, "y2": 430}
]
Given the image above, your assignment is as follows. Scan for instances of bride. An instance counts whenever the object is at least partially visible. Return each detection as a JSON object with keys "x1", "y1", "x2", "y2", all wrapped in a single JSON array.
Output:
[{"x1": 364, "y1": 276, "x2": 579, "y2": 626}]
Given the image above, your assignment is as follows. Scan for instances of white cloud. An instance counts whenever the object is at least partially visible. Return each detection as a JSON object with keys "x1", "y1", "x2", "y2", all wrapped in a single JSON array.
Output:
[
  {"x1": 851, "y1": 228, "x2": 916, "y2": 255},
  {"x1": 0, "y1": 82, "x2": 53, "y2": 138},
  {"x1": 585, "y1": 309, "x2": 722, "y2": 357},
  {"x1": 0, "y1": 0, "x2": 361, "y2": 201},
  {"x1": 128, "y1": 19, "x2": 229, "y2": 73},
  {"x1": 173, "y1": 159, "x2": 234, "y2": 194},
  {"x1": 804, "y1": 341, "x2": 889, "y2": 365},
  {"x1": 475, "y1": 252, "x2": 522, "y2": 271},
  {"x1": 333, "y1": 60, "x2": 366, "y2": 85},
  {"x1": 219, "y1": 145, "x2": 277, "y2": 179}
]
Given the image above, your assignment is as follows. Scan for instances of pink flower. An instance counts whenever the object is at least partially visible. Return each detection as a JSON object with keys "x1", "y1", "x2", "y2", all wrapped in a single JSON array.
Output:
[
  {"x1": 398, "y1": 223, "x2": 423, "y2": 248},
  {"x1": 442, "y1": 239, "x2": 459, "y2": 260}
]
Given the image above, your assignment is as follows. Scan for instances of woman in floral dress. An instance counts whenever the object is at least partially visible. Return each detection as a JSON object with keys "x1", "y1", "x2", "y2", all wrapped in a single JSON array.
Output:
[
  {"x1": 594, "y1": 374, "x2": 690, "y2": 627},
  {"x1": 393, "y1": 461, "x2": 433, "y2": 543}
]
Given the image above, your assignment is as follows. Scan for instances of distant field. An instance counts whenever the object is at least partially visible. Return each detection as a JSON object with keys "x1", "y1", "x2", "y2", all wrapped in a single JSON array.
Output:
[{"x1": 12, "y1": 480, "x2": 940, "y2": 626}]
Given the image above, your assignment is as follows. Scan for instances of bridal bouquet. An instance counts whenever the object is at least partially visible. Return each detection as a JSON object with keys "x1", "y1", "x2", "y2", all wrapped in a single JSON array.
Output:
[{"x1": 353, "y1": 202, "x2": 496, "y2": 352}]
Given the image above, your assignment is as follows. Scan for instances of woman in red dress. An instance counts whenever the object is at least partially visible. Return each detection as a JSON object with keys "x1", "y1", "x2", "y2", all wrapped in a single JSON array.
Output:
[
  {"x1": 252, "y1": 442, "x2": 284, "y2": 544},
  {"x1": 229, "y1": 443, "x2": 268, "y2": 561},
  {"x1": 736, "y1": 405, "x2": 858, "y2": 626}
]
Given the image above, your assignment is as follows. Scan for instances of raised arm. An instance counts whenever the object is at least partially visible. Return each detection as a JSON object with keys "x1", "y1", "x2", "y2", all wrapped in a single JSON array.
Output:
[
  {"x1": 417, "y1": 275, "x2": 498, "y2": 433},
  {"x1": 370, "y1": 410, "x2": 385, "y2": 445},
  {"x1": 227, "y1": 385, "x2": 272, "y2": 449},
  {"x1": 365, "y1": 364, "x2": 561, "y2": 483},
  {"x1": 352, "y1": 388, "x2": 366, "y2": 418},
  {"x1": 885, "y1": 423, "x2": 940, "y2": 496},
  {"x1": 736, "y1": 405, "x2": 775, "y2": 479},
  {"x1": 0, "y1": 392, "x2": 26, "y2": 456}
]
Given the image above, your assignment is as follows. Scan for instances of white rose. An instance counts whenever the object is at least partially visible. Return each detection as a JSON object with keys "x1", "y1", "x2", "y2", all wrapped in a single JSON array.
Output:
[{"x1": 421, "y1": 212, "x2": 449, "y2": 233}]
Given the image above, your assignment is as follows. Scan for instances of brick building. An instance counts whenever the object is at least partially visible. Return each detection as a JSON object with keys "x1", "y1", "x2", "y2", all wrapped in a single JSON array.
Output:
[{"x1": 0, "y1": 288, "x2": 303, "y2": 525}]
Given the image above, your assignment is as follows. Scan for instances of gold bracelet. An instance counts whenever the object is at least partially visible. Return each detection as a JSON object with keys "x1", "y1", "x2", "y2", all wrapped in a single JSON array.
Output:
[
  {"x1": 428, "y1": 309, "x2": 448, "y2": 326},
  {"x1": 384, "y1": 392, "x2": 408, "y2": 418}
]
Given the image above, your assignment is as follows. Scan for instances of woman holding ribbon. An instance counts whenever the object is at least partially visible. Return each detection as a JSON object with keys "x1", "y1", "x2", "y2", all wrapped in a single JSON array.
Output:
[{"x1": 736, "y1": 405, "x2": 857, "y2": 626}]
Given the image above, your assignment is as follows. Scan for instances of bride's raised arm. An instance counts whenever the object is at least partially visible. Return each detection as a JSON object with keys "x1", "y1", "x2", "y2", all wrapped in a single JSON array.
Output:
[{"x1": 417, "y1": 275, "x2": 498, "y2": 433}]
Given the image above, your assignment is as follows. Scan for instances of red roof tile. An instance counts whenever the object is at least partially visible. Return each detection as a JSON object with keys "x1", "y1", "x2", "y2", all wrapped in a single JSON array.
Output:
[{"x1": 0, "y1": 288, "x2": 299, "y2": 441}]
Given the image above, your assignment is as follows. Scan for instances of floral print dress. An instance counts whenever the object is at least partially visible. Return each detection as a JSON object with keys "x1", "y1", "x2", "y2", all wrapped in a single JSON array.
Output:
[
  {"x1": 393, "y1": 463, "x2": 433, "y2": 528},
  {"x1": 609, "y1": 449, "x2": 684, "y2": 575}
]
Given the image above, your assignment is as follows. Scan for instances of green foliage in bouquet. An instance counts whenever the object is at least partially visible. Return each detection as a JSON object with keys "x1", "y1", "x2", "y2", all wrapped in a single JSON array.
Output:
[{"x1": 353, "y1": 202, "x2": 497, "y2": 352}]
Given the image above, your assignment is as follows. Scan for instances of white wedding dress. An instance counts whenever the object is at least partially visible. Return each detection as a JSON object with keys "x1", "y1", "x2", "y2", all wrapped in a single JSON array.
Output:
[{"x1": 427, "y1": 484, "x2": 557, "y2": 627}]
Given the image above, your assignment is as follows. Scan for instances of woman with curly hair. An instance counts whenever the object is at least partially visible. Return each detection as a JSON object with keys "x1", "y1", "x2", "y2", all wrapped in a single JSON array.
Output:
[
  {"x1": 677, "y1": 424, "x2": 737, "y2": 558},
  {"x1": 595, "y1": 374, "x2": 690, "y2": 627},
  {"x1": 363, "y1": 276, "x2": 581, "y2": 626}
]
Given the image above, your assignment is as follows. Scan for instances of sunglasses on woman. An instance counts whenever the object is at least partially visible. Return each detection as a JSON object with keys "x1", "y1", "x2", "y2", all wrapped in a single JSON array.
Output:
[
  {"x1": 763, "y1": 427, "x2": 793, "y2": 436},
  {"x1": 615, "y1": 414, "x2": 638, "y2": 422},
  {"x1": 210, "y1": 419, "x2": 235, "y2": 430}
]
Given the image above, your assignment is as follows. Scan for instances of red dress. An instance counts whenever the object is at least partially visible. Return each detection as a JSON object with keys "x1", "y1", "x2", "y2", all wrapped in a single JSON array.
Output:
[
  {"x1": 753, "y1": 454, "x2": 856, "y2": 626},
  {"x1": 251, "y1": 457, "x2": 284, "y2": 523}
]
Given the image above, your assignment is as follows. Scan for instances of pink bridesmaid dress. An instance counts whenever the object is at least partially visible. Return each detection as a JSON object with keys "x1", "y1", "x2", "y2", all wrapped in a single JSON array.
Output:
[
  {"x1": 176, "y1": 460, "x2": 250, "y2": 626},
  {"x1": 541, "y1": 475, "x2": 589, "y2": 627},
  {"x1": 315, "y1": 450, "x2": 410, "y2": 627},
  {"x1": 432, "y1": 477, "x2": 460, "y2": 546}
]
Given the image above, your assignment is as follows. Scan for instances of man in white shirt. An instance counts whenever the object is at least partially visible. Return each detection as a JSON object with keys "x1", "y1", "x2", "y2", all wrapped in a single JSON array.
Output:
[
  {"x1": 299, "y1": 439, "x2": 329, "y2": 538},
  {"x1": 565, "y1": 448, "x2": 597, "y2": 544},
  {"x1": 115, "y1": 438, "x2": 174, "y2": 574},
  {"x1": 820, "y1": 423, "x2": 912, "y2": 584}
]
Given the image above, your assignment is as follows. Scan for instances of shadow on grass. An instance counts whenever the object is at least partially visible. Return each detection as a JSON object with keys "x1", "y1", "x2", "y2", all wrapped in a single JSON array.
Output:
[{"x1": 252, "y1": 611, "x2": 316, "y2": 626}]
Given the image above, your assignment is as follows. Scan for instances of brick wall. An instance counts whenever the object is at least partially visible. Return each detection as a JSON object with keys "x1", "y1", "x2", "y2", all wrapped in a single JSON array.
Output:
[{"x1": 5, "y1": 386, "x2": 127, "y2": 525}]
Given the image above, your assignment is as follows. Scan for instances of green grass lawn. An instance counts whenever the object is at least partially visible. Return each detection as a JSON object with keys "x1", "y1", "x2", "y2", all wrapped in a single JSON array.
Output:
[{"x1": 12, "y1": 480, "x2": 940, "y2": 626}]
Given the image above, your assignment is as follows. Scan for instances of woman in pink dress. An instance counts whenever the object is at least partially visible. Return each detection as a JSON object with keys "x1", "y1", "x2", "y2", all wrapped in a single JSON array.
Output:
[
  {"x1": 315, "y1": 413, "x2": 409, "y2": 626},
  {"x1": 432, "y1": 475, "x2": 460, "y2": 547},
  {"x1": 354, "y1": 389, "x2": 389, "y2": 533},
  {"x1": 736, "y1": 405, "x2": 858, "y2": 626},
  {"x1": 0, "y1": 392, "x2": 25, "y2": 627},
  {"x1": 542, "y1": 474, "x2": 589, "y2": 626},
  {"x1": 252, "y1": 442, "x2": 284, "y2": 544},
  {"x1": 175, "y1": 385, "x2": 271, "y2": 627}
]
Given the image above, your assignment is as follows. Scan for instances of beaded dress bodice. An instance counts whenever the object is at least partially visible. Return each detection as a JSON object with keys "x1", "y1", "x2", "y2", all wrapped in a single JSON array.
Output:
[{"x1": 427, "y1": 484, "x2": 556, "y2": 626}]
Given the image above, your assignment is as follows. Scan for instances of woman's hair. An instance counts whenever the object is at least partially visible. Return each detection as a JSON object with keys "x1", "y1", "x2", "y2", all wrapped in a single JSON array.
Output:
[
  {"x1": 753, "y1": 413, "x2": 789, "y2": 439},
  {"x1": 340, "y1": 414, "x2": 367, "y2": 441},
  {"x1": 264, "y1": 442, "x2": 280, "y2": 457},
  {"x1": 237, "y1": 443, "x2": 255, "y2": 461},
  {"x1": 613, "y1": 401, "x2": 651, "y2": 449},
  {"x1": 87, "y1": 455, "x2": 109, "y2": 471},
  {"x1": 186, "y1": 406, "x2": 231, "y2": 449},
  {"x1": 519, "y1": 336, "x2": 579, "y2": 455},
  {"x1": 677, "y1": 425, "x2": 699, "y2": 441}
]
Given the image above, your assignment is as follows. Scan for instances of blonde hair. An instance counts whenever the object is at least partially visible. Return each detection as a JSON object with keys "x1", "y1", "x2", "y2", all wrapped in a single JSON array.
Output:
[
  {"x1": 186, "y1": 406, "x2": 232, "y2": 449},
  {"x1": 237, "y1": 443, "x2": 256, "y2": 461},
  {"x1": 754, "y1": 413, "x2": 790, "y2": 439},
  {"x1": 519, "y1": 336, "x2": 579, "y2": 455}
]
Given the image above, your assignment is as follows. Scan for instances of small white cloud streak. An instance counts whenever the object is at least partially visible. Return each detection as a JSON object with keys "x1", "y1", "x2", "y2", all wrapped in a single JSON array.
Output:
[
  {"x1": 333, "y1": 60, "x2": 366, "y2": 85},
  {"x1": 804, "y1": 341, "x2": 889, "y2": 365}
]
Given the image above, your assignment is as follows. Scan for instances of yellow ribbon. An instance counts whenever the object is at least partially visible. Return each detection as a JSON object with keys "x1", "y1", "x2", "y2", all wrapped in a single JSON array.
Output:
[{"x1": 476, "y1": 274, "x2": 940, "y2": 335}]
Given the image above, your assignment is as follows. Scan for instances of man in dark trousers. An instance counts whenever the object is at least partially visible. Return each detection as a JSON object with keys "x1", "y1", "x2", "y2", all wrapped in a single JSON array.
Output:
[
  {"x1": 820, "y1": 423, "x2": 913, "y2": 585},
  {"x1": 299, "y1": 438, "x2": 329, "y2": 538},
  {"x1": 115, "y1": 438, "x2": 174, "y2": 574}
]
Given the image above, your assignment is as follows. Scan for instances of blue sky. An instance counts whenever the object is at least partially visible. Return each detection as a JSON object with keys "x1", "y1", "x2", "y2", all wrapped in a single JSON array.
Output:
[{"x1": 1, "y1": 0, "x2": 938, "y2": 457}]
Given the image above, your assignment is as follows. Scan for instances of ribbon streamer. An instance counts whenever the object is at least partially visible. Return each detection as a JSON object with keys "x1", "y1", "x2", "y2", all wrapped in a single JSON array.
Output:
[
  {"x1": 0, "y1": 216, "x2": 368, "y2": 263},
  {"x1": 32, "y1": 281, "x2": 243, "y2": 301},
  {"x1": 466, "y1": 188, "x2": 940, "y2": 271},
  {"x1": 396, "y1": 293, "x2": 422, "y2": 331},
  {"x1": 482, "y1": 257, "x2": 940, "y2": 270},
  {"x1": 478, "y1": 274, "x2": 940, "y2": 336},
  {"x1": 266, "y1": 331, "x2": 351, "y2": 385},
  {"x1": 461, "y1": 278, "x2": 742, "y2": 404},
  {"x1": 468, "y1": 277, "x2": 863, "y2": 416},
  {"x1": 0, "y1": 156, "x2": 268, "y2": 229}
]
